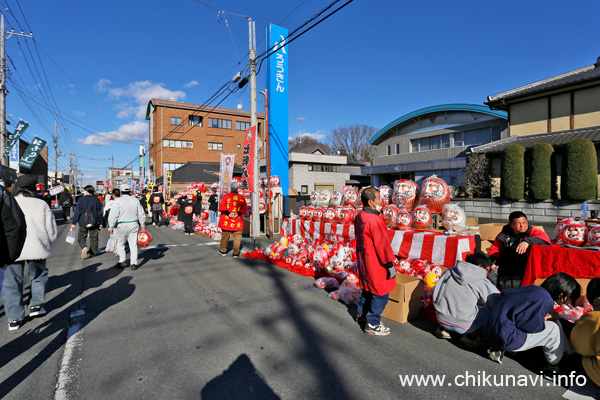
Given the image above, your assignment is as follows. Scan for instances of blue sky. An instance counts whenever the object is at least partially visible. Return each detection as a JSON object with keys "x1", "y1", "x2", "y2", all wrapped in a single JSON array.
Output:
[{"x1": 5, "y1": 0, "x2": 600, "y2": 184}]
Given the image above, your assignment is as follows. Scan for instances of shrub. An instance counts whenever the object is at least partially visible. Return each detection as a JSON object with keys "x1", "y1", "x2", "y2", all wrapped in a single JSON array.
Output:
[
  {"x1": 461, "y1": 153, "x2": 490, "y2": 198},
  {"x1": 501, "y1": 144, "x2": 525, "y2": 200},
  {"x1": 529, "y1": 143, "x2": 554, "y2": 200},
  {"x1": 562, "y1": 138, "x2": 598, "y2": 201}
]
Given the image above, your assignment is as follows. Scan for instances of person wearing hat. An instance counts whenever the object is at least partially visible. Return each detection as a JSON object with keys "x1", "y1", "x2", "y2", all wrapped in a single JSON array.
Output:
[
  {"x1": 108, "y1": 184, "x2": 146, "y2": 269},
  {"x1": 2, "y1": 174, "x2": 57, "y2": 331},
  {"x1": 71, "y1": 185, "x2": 104, "y2": 259},
  {"x1": 58, "y1": 187, "x2": 74, "y2": 221}
]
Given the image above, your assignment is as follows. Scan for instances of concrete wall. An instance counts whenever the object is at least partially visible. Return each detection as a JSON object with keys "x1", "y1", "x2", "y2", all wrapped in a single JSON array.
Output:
[
  {"x1": 455, "y1": 198, "x2": 600, "y2": 223},
  {"x1": 289, "y1": 163, "x2": 349, "y2": 193}
]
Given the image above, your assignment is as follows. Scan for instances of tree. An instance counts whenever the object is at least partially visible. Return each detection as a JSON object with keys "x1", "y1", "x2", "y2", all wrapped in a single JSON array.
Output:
[
  {"x1": 562, "y1": 138, "x2": 598, "y2": 201},
  {"x1": 461, "y1": 153, "x2": 490, "y2": 198},
  {"x1": 501, "y1": 144, "x2": 525, "y2": 201},
  {"x1": 329, "y1": 124, "x2": 377, "y2": 163},
  {"x1": 288, "y1": 136, "x2": 332, "y2": 154},
  {"x1": 528, "y1": 143, "x2": 554, "y2": 200}
]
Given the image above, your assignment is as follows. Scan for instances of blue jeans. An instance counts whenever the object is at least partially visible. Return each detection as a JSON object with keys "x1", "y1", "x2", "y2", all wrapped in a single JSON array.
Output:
[
  {"x1": 357, "y1": 290, "x2": 389, "y2": 327},
  {"x1": 1, "y1": 260, "x2": 48, "y2": 321},
  {"x1": 209, "y1": 210, "x2": 217, "y2": 224}
]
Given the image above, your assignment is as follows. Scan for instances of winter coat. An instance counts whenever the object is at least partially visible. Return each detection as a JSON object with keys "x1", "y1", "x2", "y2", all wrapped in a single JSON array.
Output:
[
  {"x1": 72, "y1": 194, "x2": 103, "y2": 228},
  {"x1": 178, "y1": 197, "x2": 195, "y2": 224},
  {"x1": 218, "y1": 192, "x2": 247, "y2": 232},
  {"x1": 571, "y1": 311, "x2": 600, "y2": 387},
  {"x1": 193, "y1": 193, "x2": 203, "y2": 214},
  {"x1": 59, "y1": 191, "x2": 73, "y2": 208},
  {"x1": 433, "y1": 260, "x2": 499, "y2": 330},
  {"x1": 108, "y1": 195, "x2": 146, "y2": 229},
  {"x1": 150, "y1": 192, "x2": 164, "y2": 212},
  {"x1": 0, "y1": 185, "x2": 27, "y2": 266},
  {"x1": 208, "y1": 193, "x2": 218, "y2": 212},
  {"x1": 488, "y1": 224, "x2": 550, "y2": 259},
  {"x1": 14, "y1": 194, "x2": 57, "y2": 262},
  {"x1": 354, "y1": 207, "x2": 397, "y2": 296},
  {"x1": 484, "y1": 285, "x2": 554, "y2": 352}
]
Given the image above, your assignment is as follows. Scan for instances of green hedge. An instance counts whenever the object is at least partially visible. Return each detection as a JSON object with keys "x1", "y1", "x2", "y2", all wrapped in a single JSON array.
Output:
[
  {"x1": 562, "y1": 138, "x2": 598, "y2": 201},
  {"x1": 529, "y1": 143, "x2": 554, "y2": 200},
  {"x1": 501, "y1": 144, "x2": 525, "y2": 200}
]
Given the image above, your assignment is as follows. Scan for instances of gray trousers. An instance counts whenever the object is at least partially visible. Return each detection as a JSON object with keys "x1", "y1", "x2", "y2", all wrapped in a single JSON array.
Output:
[
  {"x1": 1, "y1": 260, "x2": 48, "y2": 321},
  {"x1": 115, "y1": 223, "x2": 139, "y2": 265},
  {"x1": 515, "y1": 320, "x2": 571, "y2": 364}
]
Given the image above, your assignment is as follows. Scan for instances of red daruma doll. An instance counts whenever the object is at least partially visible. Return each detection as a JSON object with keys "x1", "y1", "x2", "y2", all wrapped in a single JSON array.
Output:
[
  {"x1": 138, "y1": 230, "x2": 152, "y2": 248},
  {"x1": 322, "y1": 208, "x2": 336, "y2": 223},
  {"x1": 412, "y1": 205, "x2": 432, "y2": 229},
  {"x1": 382, "y1": 205, "x2": 400, "y2": 228},
  {"x1": 396, "y1": 209, "x2": 412, "y2": 230},
  {"x1": 560, "y1": 223, "x2": 588, "y2": 247},
  {"x1": 393, "y1": 179, "x2": 419, "y2": 211},
  {"x1": 299, "y1": 206, "x2": 308, "y2": 219},
  {"x1": 419, "y1": 175, "x2": 450, "y2": 213},
  {"x1": 270, "y1": 175, "x2": 280, "y2": 187},
  {"x1": 588, "y1": 225, "x2": 600, "y2": 246},
  {"x1": 378, "y1": 186, "x2": 392, "y2": 207},
  {"x1": 343, "y1": 189, "x2": 358, "y2": 207}
]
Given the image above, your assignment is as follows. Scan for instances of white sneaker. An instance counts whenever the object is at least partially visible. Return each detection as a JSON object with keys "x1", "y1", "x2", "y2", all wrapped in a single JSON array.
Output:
[{"x1": 81, "y1": 247, "x2": 88, "y2": 259}]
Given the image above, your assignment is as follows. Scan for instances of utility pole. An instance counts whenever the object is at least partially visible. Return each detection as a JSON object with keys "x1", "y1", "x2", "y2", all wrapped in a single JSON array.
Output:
[
  {"x1": 0, "y1": 12, "x2": 32, "y2": 167},
  {"x1": 111, "y1": 154, "x2": 115, "y2": 188},
  {"x1": 53, "y1": 120, "x2": 66, "y2": 186},
  {"x1": 248, "y1": 17, "x2": 260, "y2": 242}
]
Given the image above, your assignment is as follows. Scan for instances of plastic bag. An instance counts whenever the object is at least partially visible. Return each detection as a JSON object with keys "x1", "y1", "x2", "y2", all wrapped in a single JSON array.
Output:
[
  {"x1": 106, "y1": 234, "x2": 117, "y2": 253},
  {"x1": 66, "y1": 228, "x2": 76, "y2": 245}
]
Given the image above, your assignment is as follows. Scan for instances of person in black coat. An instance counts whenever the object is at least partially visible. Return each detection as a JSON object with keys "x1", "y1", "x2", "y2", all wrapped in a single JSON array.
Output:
[
  {"x1": 149, "y1": 190, "x2": 164, "y2": 225},
  {"x1": 0, "y1": 184, "x2": 27, "y2": 268},
  {"x1": 59, "y1": 189, "x2": 74, "y2": 221},
  {"x1": 139, "y1": 189, "x2": 149, "y2": 216},
  {"x1": 177, "y1": 195, "x2": 195, "y2": 235},
  {"x1": 71, "y1": 185, "x2": 103, "y2": 259},
  {"x1": 193, "y1": 191, "x2": 203, "y2": 218}
]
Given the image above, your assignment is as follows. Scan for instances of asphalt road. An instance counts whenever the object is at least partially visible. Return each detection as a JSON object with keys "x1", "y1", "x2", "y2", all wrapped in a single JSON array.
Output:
[{"x1": 0, "y1": 211, "x2": 583, "y2": 399}]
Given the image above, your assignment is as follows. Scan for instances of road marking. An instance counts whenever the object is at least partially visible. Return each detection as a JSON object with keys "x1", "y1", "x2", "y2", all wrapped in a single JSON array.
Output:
[{"x1": 54, "y1": 309, "x2": 85, "y2": 400}]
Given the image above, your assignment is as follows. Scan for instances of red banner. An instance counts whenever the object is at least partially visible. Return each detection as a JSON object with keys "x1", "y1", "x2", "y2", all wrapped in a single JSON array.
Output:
[{"x1": 240, "y1": 126, "x2": 256, "y2": 192}]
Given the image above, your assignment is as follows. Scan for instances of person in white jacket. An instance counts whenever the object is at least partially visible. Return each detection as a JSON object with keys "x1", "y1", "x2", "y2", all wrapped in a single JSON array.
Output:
[
  {"x1": 2, "y1": 175, "x2": 57, "y2": 331},
  {"x1": 108, "y1": 184, "x2": 146, "y2": 270}
]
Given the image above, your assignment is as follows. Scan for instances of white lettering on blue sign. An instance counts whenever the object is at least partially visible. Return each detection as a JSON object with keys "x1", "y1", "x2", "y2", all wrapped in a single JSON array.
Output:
[{"x1": 276, "y1": 54, "x2": 285, "y2": 93}]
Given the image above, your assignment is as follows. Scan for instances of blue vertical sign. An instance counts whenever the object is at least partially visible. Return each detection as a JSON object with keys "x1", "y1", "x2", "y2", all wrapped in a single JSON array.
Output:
[{"x1": 266, "y1": 24, "x2": 289, "y2": 212}]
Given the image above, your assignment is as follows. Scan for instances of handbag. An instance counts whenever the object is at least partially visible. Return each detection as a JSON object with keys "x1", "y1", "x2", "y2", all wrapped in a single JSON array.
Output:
[
  {"x1": 66, "y1": 228, "x2": 76, "y2": 245},
  {"x1": 106, "y1": 234, "x2": 117, "y2": 253}
]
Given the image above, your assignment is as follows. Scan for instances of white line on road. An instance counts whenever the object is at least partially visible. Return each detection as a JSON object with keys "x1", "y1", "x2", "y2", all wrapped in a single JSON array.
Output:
[{"x1": 54, "y1": 309, "x2": 85, "y2": 400}]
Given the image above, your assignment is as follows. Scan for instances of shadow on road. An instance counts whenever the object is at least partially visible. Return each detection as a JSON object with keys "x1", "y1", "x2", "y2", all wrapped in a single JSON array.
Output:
[
  {"x1": 200, "y1": 354, "x2": 280, "y2": 400},
  {"x1": 0, "y1": 276, "x2": 135, "y2": 398}
]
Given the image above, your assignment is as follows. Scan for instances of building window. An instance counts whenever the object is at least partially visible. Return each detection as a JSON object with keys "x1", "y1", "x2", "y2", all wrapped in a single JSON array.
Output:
[
  {"x1": 301, "y1": 185, "x2": 308, "y2": 194},
  {"x1": 411, "y1": 139, "x2": 419, "y2": 152},
  {"x1": 236, "y1": 121, "x2": 251, "y2": 131},
  {"x1": 395, "y1": 143, "x2": 400, "y2": 154},
  {"x1": 164, "y1": 162, "x2": 184, "y2": 171},
  {"x1": 387, "y1": 145, "x2": 391, "y2": 155},
  {"x1": 207, "y1": 118, "x2": 232, "y2": 130},
  {"x1": 163, "y1": 139, "x2": 193, "y2": 149},
  {"x1": 308, "y1": 164, "x2": 340, "y2": 172},
  {"x1": 170, "y1": 117, "x2": 182, "y2": 126},
  {"x1": 208, "y1": 142, "x2": 223, "y2": 151},
  {"x1": 491, "y1": 126, "x2": 502, "y2": 142},
  {"x1": 441, "y1": 134, "x2": 451, "y2": 148},
  {"x1": 453, "y1": 132, "x2": 464, "y2": 147},
  {"x1": 189, "y1": 115, "x2": 202, "y2": 127}
]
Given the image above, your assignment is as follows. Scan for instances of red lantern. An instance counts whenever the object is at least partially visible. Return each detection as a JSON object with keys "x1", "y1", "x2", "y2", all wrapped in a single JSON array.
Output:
[
  {"x1": 412, "y1": 205, "x2": 432, "y2": 230},
  {"x1": 393, "y1": 179, "x2": 419, "y2": 211},
  {"x1": 382, "y1": 205, "x2": 400, "y2": 228},
  {"x1": 138, "y1": 230, "x2": 152, "y2": 248},
  {"x1": 419, "y1": 175, "x2": 450, "y2": 213},
  {"x1": 560, "y1": 223, "x2": 588, "y2": 246}
]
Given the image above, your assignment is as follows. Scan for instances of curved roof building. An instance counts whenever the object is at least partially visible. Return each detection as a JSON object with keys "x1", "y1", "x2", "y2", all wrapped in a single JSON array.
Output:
[{"x1": 363, "y1": 104, "x2": 507, "y2": 187}]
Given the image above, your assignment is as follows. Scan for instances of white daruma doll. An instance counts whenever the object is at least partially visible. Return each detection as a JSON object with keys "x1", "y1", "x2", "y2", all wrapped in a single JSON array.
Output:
[{"x1": 393, "y1": 179, "x2": 419, "y2": 211}]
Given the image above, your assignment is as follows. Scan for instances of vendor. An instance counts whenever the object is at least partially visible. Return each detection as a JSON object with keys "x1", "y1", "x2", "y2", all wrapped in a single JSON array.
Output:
[{"x1": 488, "y1": 211, "x2": 550, "y2": 289}]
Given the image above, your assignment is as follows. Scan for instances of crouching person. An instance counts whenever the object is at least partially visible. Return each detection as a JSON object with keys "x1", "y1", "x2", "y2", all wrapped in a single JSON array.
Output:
[
  {"x1": 484, "y1": 272, "x2": 580, "y2": 377},
  {"x1": 433, "y1": 253, "x2": 499, "y2": 345}
]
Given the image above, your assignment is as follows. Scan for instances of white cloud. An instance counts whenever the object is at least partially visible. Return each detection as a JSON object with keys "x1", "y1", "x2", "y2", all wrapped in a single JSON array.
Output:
[
  {"x1": 95, "y1": 78, "x2": 112, "y2": 92},
  {"x1": 72, "y1": 110, "x2": 86, "y2": 117},
  {"x1": 293, "y1": 131, "x2": 328, "y2": 141},
  {"x1": 78, "y1": 120, "x2": 148, "y2": 146},
  {"x1": 184, "y1": 80, "x2": 199, "y2": 88}
]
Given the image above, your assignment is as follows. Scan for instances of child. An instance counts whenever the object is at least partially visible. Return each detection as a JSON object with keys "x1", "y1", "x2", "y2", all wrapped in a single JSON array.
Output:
[
  {"x1": 484, "y1": 272, "x2": 580, "y2": 377},
  {"x1": 570, "y1": 277, "x2": 600, "y2": 387},
  {"x1": 433, "y1": 253, "x2": 499, "y2": 342}
]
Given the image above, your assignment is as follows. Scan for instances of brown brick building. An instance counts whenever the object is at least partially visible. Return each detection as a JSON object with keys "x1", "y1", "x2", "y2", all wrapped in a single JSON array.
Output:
[{"x1": 145, "y1": 98, "x2": 265, "y2": 180}]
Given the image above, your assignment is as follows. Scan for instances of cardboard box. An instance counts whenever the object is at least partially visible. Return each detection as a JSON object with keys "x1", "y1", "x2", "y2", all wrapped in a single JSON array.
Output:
[
  {"x1": 466, "y1": 217, "x2": 479, "y2": 226},
  {"x1": 481, "y1": 240, "x2": 493, "y2": 254},
  {"x1": 478, "y1": 223, "x2": 505, "y2": 241},
  {"x1": 381, "y1": 275, "x2": 425, "y2": 323}
]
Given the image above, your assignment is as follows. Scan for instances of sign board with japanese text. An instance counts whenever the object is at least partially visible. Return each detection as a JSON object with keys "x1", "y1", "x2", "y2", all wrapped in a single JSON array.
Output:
[
  {"x1": 266, "y1": 24, "x2": 289, "y2": 203},
  {"x1": 49, "y1": 185, "x2": 65, "y2": 196},
  {"x1": 219, "y1": 154, "x2": 235, "y2": 199},
  {"x1": 19, "y1": 136, "x2": 47, "y2": 169},
  {"x1": 3, "y1": 120, "x2": 29, "y2": 159},
  {"x1": 240, "y1": 126, "x2": 256, "y2": 193}
]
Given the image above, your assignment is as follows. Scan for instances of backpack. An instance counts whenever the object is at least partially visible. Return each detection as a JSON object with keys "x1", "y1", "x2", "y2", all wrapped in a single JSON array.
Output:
[{"x1": 84, "y1": 211, "x2": 97, "y2": 228}]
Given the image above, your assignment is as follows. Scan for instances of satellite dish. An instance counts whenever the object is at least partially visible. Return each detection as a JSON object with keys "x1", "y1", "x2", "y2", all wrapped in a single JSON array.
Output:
[{"x1": 237, "y1": 102, "x2": 243, "y2": 110}]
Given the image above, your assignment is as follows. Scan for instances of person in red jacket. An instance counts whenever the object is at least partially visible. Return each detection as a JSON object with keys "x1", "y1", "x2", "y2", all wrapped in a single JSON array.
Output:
[
  {"x1": 355, "y1": 187, "x2": 397, "y2": 336},
  {"x1": 218, "y1": 181, "x2": 248, "y2": 259},
  {"x1": 488, "y1": 211, "x2": 550, "y2": 289}
]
